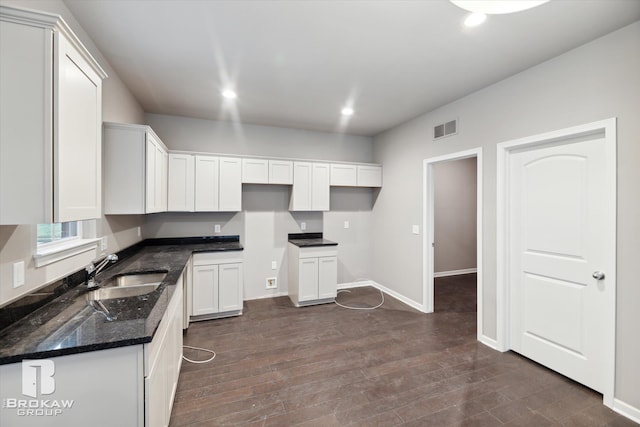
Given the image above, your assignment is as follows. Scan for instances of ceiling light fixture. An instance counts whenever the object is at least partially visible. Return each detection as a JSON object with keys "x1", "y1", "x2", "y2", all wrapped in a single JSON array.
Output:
[
  {"x1": 451, "y1": 0, "x2": 550, "y2": 15},
  {"x1": 222, "y1": 89, "x2": 237, "y2": 99},
  {"x1": 341, "y1": 107, "x2": 354, "y2": 116},
  {"x1": 464, "y1": 12, "x2": 487, "y2": 27}
]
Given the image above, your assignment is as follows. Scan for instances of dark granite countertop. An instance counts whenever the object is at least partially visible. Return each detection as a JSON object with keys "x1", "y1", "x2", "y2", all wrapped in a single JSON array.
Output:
[
  {"x1": 0, "y1": 237, "x2": 243, "y2": 365},
  {"x1": 288, "y1": 232, "x2": 338, "y2": 248}
]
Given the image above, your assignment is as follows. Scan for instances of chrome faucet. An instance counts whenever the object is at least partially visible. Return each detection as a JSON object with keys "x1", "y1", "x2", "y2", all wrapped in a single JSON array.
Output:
[{"x1": 86, "y1": 253, "x2": 118, "y2": 289}]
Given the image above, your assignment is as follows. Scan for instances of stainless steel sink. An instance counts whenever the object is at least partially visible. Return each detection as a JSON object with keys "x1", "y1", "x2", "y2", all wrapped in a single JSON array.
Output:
[
  {"x1": 103, "y1": 272, "x2": 167, "y2": 288},
  {"x1": 88, "y1": 284, "x2": 161, "y2": 300},
  {"x1": 87, "y1": 272, "x2": 167, "y2": 300}
]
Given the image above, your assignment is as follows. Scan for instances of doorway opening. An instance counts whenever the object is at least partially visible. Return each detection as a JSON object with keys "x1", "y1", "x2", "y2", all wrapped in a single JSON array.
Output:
[{"x1": 422, "y1": 148, "x2": 484, "y2": 343}]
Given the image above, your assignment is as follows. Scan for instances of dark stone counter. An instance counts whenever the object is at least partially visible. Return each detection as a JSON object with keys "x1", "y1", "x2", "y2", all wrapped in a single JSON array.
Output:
[
  {"x1": 0, "y1": 237, "x2": 243, "y2": 365},
  {"x1": 288, "y1": 232, "x2": 338, "y2": 247}
]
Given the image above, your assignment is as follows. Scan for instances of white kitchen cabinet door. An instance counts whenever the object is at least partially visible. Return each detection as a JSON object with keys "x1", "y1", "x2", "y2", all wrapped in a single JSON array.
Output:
[
  {"x1": 55, "y1": 33, "x2": 103, "y2": 222},
  {"x1": 168, "y1": 153, "x2": 195, "y2": 211},
  {"x1": 218, "y1": 263, "x2": 243, "y2": 312},
  {"x1": 330, "y1": 164, "x2": 357, "y2": 186},
  {"x1": 312, "y1": 163, "x2": 330, "y2": 211},
  {"x1": 357, "y1": 165, "x2": 382, "y2": 187},
  {"x1": 242, "y1": 158, "x2": 269, "y2": 184},
  {"x1": 318, "y1": 256, "x2": 338, "y2": 299},
  {"x1": 219, "y1": 157, "x2": 242, "y2": 211},
  {"x1": 145, "y1": 343, "x2": 167, "y2": 427},
  {"x1": 298, "y1": 258, "x2": 319, "y2": 302},
  {"x1": 194, "y1": 155, "x2": 219, "y2": 211},
  {"x1": 154, "y1": 143, "x2": 166, "y2": 212},
  {"x1": 291, "y1": 162, "x2": 312, "y2": 211},
  {"x1": 269, "y1": 160, "x2": 293, "y2": 184},
  {"x1": 192, "y1": 264, "x2": 219, "y2": 316}
]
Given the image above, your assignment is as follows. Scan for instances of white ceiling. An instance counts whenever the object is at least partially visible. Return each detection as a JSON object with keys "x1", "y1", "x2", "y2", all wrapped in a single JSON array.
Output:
[{"x1": 64, "y1": 0, "x2": 640, "y2": 136}]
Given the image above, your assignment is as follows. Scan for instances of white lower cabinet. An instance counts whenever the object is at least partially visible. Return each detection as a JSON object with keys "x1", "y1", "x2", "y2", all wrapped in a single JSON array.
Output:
[
  {"x1": 288, "y1": 244, "x2": 337, "y2": 307},
  {"x1": 190, "y1": 252, "x2": 243, "y2": 320},
  {"x1": 144, "y1": 275, "x2": 183, "y2": 427}
]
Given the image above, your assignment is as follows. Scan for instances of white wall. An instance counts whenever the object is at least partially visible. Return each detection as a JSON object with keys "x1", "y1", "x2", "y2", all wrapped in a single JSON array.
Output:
[
  {"x1": 142, "y1": 114, "x2": 376, "y2": 300},
  {"x1": 372, "y1": 22, "x2": 640, "y2": 408},
  {"x1": 0, "y1": 0, "x2": 145, "y2": 305},
  {"x1": 434, "y1": 157, "x2": 477, "y2": 274}
]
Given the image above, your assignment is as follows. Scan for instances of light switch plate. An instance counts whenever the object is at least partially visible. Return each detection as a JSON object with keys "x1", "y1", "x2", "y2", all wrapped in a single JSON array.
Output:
[
  {"x1": 412, "y1": 225, "x2": 420, "y2": 234},
  {"x1": 214, "y1": 224, "x2": 221, "y2": 233},
  {"x1": 301, "y1": 222, "x2": 306, "y2": 230},
  {"x1": 13, "y1": 261, "x2": 25, "y2": 288},
  {"x1": 344, "y1": 221, "x2": 350, "y2": 229},
  {"x1": 100, "y1": 237, "x2": 108, "y2": 251},
  {"x1": 271, "y1": 261, "x2": 277, "y2": 270}
]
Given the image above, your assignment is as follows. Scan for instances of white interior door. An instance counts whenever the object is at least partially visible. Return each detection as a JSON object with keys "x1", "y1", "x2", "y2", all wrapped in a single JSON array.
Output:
[{"x1": 508, "y1": 133, "x2": 615, "y2": 393}]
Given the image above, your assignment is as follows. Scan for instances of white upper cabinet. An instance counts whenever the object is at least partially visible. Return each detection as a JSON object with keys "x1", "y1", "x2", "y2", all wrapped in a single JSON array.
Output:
[
  {"x1": 268, "y1": 160, "x2": 293, "y2": 184},
  {"x1": 330, "y1": 163, "x2": 382, "y2": 188},
  {"x1": 242, "y1": 158, "x2": 293, "y2": 185},
  {"x1": 242, "y1": 158, "x2": 268, "y2": 184},
  {"x1": 330, "y1": 164, "x2": 357, "y2": 186},
  {"x1": 290, "y1": 162, "x2": 330, "y2": 211},
  {"x1": 357, "y1": 165, "x2": 382, "y2": 187},
  {"x1": 219, "y1": 157, "x2": 242, "y2": 211},
  {"x1": 103, "y1": 123, "x2": 168, "y2": 214},
  {"x1": 168, "y1": 153, "x2": 195, "y2": 211},
  {"x1": 193, "y1": 155, "x2": 241, "y2": 212},
  {"x1": 0, "y1": 6, "x2": 106, "y2": 224}
]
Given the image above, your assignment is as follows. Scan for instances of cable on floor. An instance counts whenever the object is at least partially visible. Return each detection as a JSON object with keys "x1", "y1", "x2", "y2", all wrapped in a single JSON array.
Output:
[
  {"x1": 182, "y1": 345, "x2": 216, "y2": 364},
  {"x1": 334, "y1": 288, "x2": 384, "y2": 310}
]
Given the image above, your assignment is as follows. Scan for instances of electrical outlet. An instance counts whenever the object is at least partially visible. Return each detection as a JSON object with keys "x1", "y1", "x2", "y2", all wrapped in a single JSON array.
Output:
[
  {"x1": 136, "y1": 227, "x2": 141, "y2": 237},
  {"x1": 344, "y1": 221, "x2": 350, "y2": 229},
  {"x1": 412, "y1": 225, "x2": 420, "y2": 234},
  {"x1": 100, "y1": 237, "x2": 108, "y2": 251},
  {"x1": 265, "y1": 277, "x2": 277, "y2": 289},
  {"x1": 301, "y1": 222, "x2": 306, "y2": 230},
  {"x1": 271, "y1": 261, "x2": 277, "y2": 270},
  {"x1": 214, "y1": 224, "x2": 221, "y2": 233},
  {"x1": 13, "y1": 261, "x2": 25, "y2": 288}
]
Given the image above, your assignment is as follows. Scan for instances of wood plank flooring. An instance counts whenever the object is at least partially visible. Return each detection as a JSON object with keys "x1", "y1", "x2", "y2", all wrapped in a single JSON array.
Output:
[{"x1": 170, "y1": 274, "x2": 635, "y2": 426}]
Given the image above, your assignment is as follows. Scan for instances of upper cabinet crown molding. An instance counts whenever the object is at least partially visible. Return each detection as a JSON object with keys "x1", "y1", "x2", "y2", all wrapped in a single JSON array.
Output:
[
  {"x1": 0, "y1": 5, "x2": 105, "y2": 224},
  {"x1": 0, "y1": 5, "x2": 107, "y2": 80}
]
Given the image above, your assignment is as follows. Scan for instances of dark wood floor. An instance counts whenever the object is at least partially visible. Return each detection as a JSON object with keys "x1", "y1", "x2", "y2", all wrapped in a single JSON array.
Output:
[{"x1": 170, "y1": 274, "x2": 635, "y2": 426}]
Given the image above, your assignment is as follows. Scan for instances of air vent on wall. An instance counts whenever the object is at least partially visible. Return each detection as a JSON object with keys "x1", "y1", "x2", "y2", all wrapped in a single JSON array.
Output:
[{"x1": 434, "y1": 119, "x2": 458, "y2": 140}]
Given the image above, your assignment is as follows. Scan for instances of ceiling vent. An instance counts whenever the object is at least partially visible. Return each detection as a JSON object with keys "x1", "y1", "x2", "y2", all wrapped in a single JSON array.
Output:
[{"x1": 434, "y1": 119, "x2": 458, "y2": 140}]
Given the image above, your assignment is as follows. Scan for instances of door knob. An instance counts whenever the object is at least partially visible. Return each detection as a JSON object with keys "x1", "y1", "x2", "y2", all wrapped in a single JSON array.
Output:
[{"x1": 592, "y1": 271, "x2": 605, "y2": 280}]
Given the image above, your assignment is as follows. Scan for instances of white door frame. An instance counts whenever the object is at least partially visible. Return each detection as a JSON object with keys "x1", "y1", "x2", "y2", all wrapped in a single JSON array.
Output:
[
  {"x1": 496, "y1": 118, "x2": 617, "y2": 406},
  {"x1": 422, "y1": 148, "x2": 484, "y2": 342}
]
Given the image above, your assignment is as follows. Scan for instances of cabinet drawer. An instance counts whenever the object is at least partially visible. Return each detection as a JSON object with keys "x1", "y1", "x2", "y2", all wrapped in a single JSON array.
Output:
[{"x1": 192, "y1": 251, "x2": 243, "y2": 265}]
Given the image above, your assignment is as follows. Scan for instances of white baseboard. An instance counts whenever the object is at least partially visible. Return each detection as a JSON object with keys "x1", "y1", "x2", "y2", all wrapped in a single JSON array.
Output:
[
  {"x1": 434, "y1": 268, "x2": 478, "y2": 278},
  {"x1": 612, "y1": 398, "x2": 640, "y2": 424},
  {"x1": 478, "y1": 334, "x2": 499, "y2": 351},
  {"x1": 337, "y1": 280, "x2": 373, "y2": 290},
  {"x1": 369, "y1": 280, "x2": 426, "y2": 312}
]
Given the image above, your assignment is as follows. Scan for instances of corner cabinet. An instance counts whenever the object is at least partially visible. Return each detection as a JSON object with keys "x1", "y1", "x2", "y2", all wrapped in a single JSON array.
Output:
[
  {"x1": 0, "y1": 6, "x2": 106, "y2": 224},
  {"x1": 288, "y1": 244, "x2": 337, "y2": 306},
  {"x1": 190, "y1": 252, "x2": 243, "y2": 320},
  {"x1": 103, "y1": 123, "x2": 168, "y2": 214},
  {"x1": 290, "y1": 162, "x2": 330, "y2": 211}
]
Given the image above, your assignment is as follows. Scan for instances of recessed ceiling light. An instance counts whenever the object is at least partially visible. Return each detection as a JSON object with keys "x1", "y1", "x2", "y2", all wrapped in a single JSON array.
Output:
[
  {"x1": 341, "y1": 107, "x2": 354, "y2": 116},
  {"x1": 464, "y1": 12, "x2": 487, "y2": 27},
  {"x1": 451, "y1": 0, "x2": 549, "y2": 15},
  {"x1": 222, "y1": 89, "x2": 237, "y2": 99}
]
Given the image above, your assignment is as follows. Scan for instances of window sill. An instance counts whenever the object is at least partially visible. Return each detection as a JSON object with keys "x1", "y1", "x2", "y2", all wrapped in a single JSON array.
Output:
[{"x1": 34, "y1": 238, "x2": 100, "y2": 268}]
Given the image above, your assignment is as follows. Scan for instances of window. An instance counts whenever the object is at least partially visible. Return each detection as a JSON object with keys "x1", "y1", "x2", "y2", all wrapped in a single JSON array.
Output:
[
  {"x1": 37, "y1": 222, "x2": 82, "y2": 247},
  {"x1": 34, "y1": 221, "x2": 100, "y2": 268}
]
